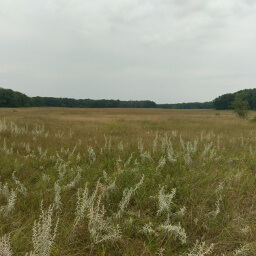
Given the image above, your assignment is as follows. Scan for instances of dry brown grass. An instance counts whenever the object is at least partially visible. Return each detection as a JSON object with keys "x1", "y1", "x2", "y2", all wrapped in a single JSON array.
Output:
[{"x1": 2, "y1": 107, "x2": 255, "y2": 152}]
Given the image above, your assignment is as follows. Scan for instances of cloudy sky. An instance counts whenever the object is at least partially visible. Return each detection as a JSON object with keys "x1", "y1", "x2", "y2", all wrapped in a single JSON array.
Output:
[{"x1": 1, "y1": 0, "x2": 256, "y2": 103}]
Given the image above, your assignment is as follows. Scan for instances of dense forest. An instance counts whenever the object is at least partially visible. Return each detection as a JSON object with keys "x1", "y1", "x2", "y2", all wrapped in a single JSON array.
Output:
[
  {"x1": 213, "y1": 89, "x2": 256, "y2": 110},
  {"x1": 0, "y1": 88, "x2": 31, "y2": 107},
  {"x1": 0, "y1": 88, "x2": 157, "y2": 108},
  {"x1": 30, "y1": 96, "x2": 157, "y2": 108},
  {"x1": 0, "y1": 88, "x2": 215, "y2": 109},
  {"x1": 3, "y1": 87, "x2": 256, "y2": 110}
]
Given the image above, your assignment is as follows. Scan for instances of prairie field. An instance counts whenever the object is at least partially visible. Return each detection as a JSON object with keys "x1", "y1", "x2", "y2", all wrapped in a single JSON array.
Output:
[{"x1": 1, "y1": 108, "x2": 256, "y2": 255}]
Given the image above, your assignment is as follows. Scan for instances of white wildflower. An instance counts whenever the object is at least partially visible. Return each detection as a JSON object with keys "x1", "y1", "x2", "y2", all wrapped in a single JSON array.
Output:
[
  {"x1": 42, "y1": 174, "x2": 50, "y2": 183},
  {"x1": 116, "y1": 175, "x2": 144, "y2": 218},
  {"x1": 167, "y1": 146, "x2": 176, "y2": 163},
  {"x1": 184, "y1": 153, "x2": 193, "y2": 168},
  {"x1": 172, "y1": 130, "x2": 177, "y2": 137},
  {"x1": 68, "y1": 145, "x2": 77, "y2": 160},
  {"x1": 74, "y1": 183, "x2": 91, "y2": 225},
  {"x1": 0, "y1": 119, "x2": 7, "y2": 133},
  {"x1": 1, "y1": 183, "x2": 10, "y2": 198},
  {"x1": 57, "y1": 163, "x2": 67, "y2": 181},
  {"x1": 241, "y1": 225, "x2": 250, "y2": 235},
  {"x1": 88, "y1": 146, "x2": 96, "y2": 163},
  {"x1": 87, "y1": 195, "x2": 121, "y2": 245},
  {"x1": 0, "y1": 190, "x2": 17, "y2": 216},
  {"x1": 140, "y1": 151, "x2": 152, "y2": 163},
  {"x1": 29, "y1": 203, "x2": 59, "y2": 256},
  {"x1": 102, "y1": 180, "x2": 116, "y2": 199},
  {"x1": 138, "y1": 139, "x2": 144, "y2": 153},
  {"x1": 12, "y1": 171, "x2": 27, "y2": 196},
  {"x1": 156, "y1": 156, "x2": 166, "y2": 171},
  {"x1": 0, "y1": 234, "x2": 12, "y2": 256},
  {"x1": 161, "y1": 133, "x2": 168, "y2": 153},
  {"x1": 215, "y1": 183, "x2": 224, "y2": 194},
  {"x1": 140, "y1": 222, "x2": 155, "y2": 235},
  {"x1": 118, "y1": 141, "x2": 124, "y2": 151},
  {"x1": 187, "y1": 240, "x2": 214, "y2": 256},
  {"x1": 209, "y1": 195, "x2": 222, "y2": 218},
  {"x1": 158, "y1": 220, "x2": 186, "y2": 244},
  {"x1": 153, "y1": 132, "x2": 159, "y2": 154},
  {"x1": 157, "y1": 186, "x2": 176, "y2": 215},
  {"x1": 54, "y1": 183, "x2": 62, "y2": 210},
  {"x1": 180, "y1": 136, "x2": 185, "y2": 152},
  {"x1": 55, "y1": 131, "x2": 64, "y2": 138},
  {"x1": 104, "y1": 135, "x2": 111, "y2": 151},
  {"x1": 175, "y1": 206, "x2": 186, "y2": 217},
  {"x1": 124, "y1": 153, "x2": 134, "y2": 168},
  {"x1": 64, "y1": 167, "x2": 82, "y2": 190},
  {"x1": 233, "y1": 244, "x2": 251, "y2": 255},
  {"x1": 76, "y1": 152, "x2": 81, "y2": 162},
  {"x1": 201, "y1": 142, "x2": 213, "y2": 158}
]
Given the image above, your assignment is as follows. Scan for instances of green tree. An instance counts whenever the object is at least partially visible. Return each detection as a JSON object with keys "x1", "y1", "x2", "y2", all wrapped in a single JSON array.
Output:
[{"x1": 232, "y1": 94, "x2": 250, "y2": 118}]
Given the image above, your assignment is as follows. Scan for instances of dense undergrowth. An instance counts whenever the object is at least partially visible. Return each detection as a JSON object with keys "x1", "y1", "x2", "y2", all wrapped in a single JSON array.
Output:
[{"x1": 0, "y1": 109, "x2": 256, "y2": 255}]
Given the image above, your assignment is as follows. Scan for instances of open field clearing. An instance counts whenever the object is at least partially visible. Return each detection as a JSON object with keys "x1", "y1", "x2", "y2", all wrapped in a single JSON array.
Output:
[{"x1": 1, "y1": 108, "x2": 256, "y2": 255}]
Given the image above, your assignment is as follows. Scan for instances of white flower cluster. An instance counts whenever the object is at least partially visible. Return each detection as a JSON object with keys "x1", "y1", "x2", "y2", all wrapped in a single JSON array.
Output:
[
  {"x1": 27, "y1": 203, "x2": 59, "y2": 256},
  {"x1": 0, "y1": 234, "x2": 12, "y2": 256}
]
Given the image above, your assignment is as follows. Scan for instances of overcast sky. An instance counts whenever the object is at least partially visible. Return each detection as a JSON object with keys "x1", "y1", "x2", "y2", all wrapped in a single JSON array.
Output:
[{"x1": 1, "y1": 0, "x2": 256, "y2": 103}]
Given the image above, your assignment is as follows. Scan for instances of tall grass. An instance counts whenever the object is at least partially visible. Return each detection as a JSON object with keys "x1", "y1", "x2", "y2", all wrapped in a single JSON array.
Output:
[{"x1": 0, "y1": 108, "x2": 255, "y2": 255}]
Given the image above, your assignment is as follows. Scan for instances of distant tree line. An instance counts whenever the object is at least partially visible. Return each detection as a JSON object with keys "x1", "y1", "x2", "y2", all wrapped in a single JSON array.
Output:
[
  {"x1": 158, "y1": 102, "x2": 213, "y2": 109},
  {"x1": 0, "y1": 88, "x2": 156, "y2": 108},
  {"x1": 30, "y1": 97, "x2": 157, "y2": 108},
  {"x1": 10, "y1": 87, "x2": 256, "y2": 110},
  {"x1": 213, "y1": 89, "x2": 256, "y2": 110}
]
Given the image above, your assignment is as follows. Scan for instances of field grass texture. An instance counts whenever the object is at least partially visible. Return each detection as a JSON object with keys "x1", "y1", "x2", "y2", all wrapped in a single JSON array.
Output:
[{"x1": 0, "y1": 108, "x2": 255, "y2": 255}]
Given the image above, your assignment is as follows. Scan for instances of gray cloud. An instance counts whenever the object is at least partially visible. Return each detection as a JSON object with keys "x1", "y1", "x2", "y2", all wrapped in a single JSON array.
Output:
[{"x1": 1, "y1": 0, "x2": 256, "y2": 103}]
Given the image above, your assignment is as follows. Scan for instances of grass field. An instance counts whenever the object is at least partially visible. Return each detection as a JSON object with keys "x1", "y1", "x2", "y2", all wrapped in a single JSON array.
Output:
[{"x1": 0, "y1": 108, "x2": 256, "y2": 255}]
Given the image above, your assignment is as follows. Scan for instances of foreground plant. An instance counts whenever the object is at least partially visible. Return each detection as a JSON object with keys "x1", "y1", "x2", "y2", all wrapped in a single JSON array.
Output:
[
  {"x1": 26, "y1": 203, "x2": 59, "y2": 256},
  {"x1": 0, "y1": 234, "x2": 12, "y2": 256},
  {"x1": 74, "y1": 181, "x2": 121, "y2": 249}
]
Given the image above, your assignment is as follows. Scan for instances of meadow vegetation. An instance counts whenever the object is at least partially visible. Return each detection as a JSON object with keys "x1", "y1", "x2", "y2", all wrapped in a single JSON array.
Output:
[{"x1": 0, "y1": 108, "x2": 256, "y2": 255}]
